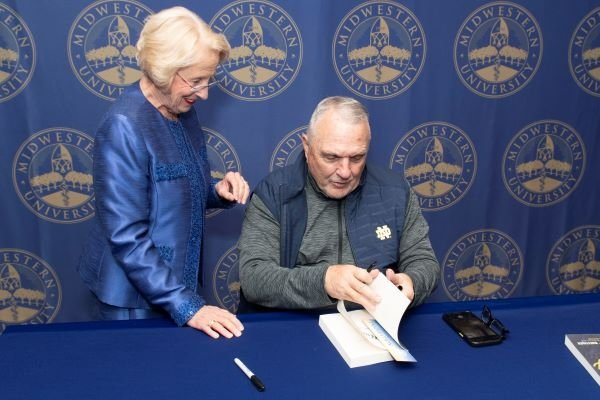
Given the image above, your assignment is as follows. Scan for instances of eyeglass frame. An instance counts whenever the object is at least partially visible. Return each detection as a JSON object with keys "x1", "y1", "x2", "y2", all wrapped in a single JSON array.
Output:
[
  {"x1": 176, "y1": 72, "x2": 220, "y2": 92},
  {"x1": 481, "y1": 305, "x2": 510, "y2": 338}
]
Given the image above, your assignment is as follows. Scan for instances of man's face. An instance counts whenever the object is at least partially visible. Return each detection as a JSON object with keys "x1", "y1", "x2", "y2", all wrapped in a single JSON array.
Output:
[{"x1": 302, "y1": 110, "x2": 370, "y2": 199}]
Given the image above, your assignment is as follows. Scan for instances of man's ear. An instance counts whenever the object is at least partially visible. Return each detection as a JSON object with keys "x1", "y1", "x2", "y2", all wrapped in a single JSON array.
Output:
[{"x1": 301, "y1": 133, "x2": 310, "y2": 155}]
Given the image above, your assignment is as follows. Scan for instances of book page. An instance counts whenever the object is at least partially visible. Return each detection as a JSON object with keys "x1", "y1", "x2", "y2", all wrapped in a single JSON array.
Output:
[{"x1": 368, "y1": 273, "x2": 412, "y2": 343}]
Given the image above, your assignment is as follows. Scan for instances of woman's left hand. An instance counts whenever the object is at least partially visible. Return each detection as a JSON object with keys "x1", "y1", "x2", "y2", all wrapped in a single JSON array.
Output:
[{"x1": 215, "y1": 171, "x2": 249, "y2": 204}]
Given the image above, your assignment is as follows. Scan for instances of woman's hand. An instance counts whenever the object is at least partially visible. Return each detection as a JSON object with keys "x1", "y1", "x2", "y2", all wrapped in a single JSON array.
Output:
[
  {"x1": 187, "y1": 305, "x2": 244, "y2": 339},
  {"x1": 215, "y1": 171, "x2": 249, "y2": 204}
]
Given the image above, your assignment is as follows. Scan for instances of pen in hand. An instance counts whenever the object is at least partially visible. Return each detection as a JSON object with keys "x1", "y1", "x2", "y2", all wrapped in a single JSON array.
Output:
[
  {"x1": 366, "y1": 261, "x2": 403, "y2": 291},
  {"x1": 366, "y1": 261, "x2": 378, "y2": 273},
  {"x1": 234, "y1": 358, "x2": 265, "y2": 392}
]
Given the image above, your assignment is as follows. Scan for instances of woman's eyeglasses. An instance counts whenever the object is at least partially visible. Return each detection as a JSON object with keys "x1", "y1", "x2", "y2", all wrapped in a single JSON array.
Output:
[
  {"x1": 481, "y1": 305, "x2": 510, "y2": 338},
  {"x1": 177, "y1": 72, "x2": 220, "y2": 92}
]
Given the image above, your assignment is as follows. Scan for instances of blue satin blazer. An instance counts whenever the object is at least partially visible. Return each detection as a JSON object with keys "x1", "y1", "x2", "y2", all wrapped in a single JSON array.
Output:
[{"x1": 78, "y1": 84, "x2": 231, "y2": 326}]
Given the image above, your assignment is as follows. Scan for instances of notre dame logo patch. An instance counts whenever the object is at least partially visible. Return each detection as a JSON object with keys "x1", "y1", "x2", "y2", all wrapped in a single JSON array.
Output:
[
  {"x1": 212, "y1": 245, "x2": 241, "y2": 313},
  {"x1": 443, "y1": 229, "x2": 523, "y2": 301},
  {"x1": 203, "y1": 127, "x2": 243, "y2": 218},
  {"x1": 0, "y1": 249, "x2": 61, "y2": 333},
  {"x1": 547, "y1": 226, "x2": 600, "y2": 294},
  {"x1": 390, "y1": 122, "x2": 476, "y2": 211},
  {"x1": 0, "y1": 3, "x2": 35, "y2": 103},
  {"x1": 210, "y1": 0, "x2": 302, "y2": 101},
  {"x1": 68, "y1": 0, "x2": 153, "y2": 100},
  {"x1": 569, "y1": 7, "x2": 600, "y2": 97},
  {"x1": 454, "y1": 2, "x2": 542, "y2": 98},
  {"x1": 502, "y1": 120, "x2": 585, "y2": 207},
  {"x1": 13, "y1": 128, "x2": 95, "y2": 224},
  {"x1": 333, "y1": 1, "x2": 426, "y2": 99},
  {"x1": 270, "y1": 125, "x2": 307, "y2": 171}
]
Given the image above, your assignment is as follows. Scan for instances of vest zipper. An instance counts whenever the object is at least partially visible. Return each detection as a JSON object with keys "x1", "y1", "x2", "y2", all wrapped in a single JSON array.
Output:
[{"x1": 338, "y1": 201, "x2": 343, "y2": 264}]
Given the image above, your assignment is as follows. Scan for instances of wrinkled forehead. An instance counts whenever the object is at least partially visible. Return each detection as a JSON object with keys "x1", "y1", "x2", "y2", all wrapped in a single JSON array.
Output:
[{"x1": 312, "y1": 119, "x2": 370, "y2": 155}]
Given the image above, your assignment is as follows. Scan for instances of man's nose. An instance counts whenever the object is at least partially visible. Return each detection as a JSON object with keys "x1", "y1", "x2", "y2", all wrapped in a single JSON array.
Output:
[{"x1": 336, "y1": 158, "x2": 352, "y2": 179}]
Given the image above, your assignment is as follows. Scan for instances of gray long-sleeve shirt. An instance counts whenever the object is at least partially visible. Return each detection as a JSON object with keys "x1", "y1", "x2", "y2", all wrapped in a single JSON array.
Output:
[{"x1": 239, "y1": 177, "x2": 440, "y2": 309}]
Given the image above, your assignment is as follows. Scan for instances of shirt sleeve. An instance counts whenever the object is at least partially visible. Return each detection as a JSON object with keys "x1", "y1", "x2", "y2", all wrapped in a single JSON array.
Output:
[
  {"x1": 206, "y1": 177, "x2": 236, "y2": 210},
  {"x1": 397, "y1": 189, "x2": 440, "y2": 307},
  {"x1": 94, "y1": 114, "x2": 204, "y2": 325},
  {"x1": 239, "y1": 195, "x2": 334, "y2": 309}
]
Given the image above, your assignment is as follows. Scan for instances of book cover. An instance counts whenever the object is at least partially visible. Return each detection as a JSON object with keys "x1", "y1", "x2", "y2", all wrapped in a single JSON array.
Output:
[
  {"x1": 564, "y1": 334, "x2": 600, "y2": 386},
  {"x1": 319, "y1": 310, "x2": 394, "y2": 368}
]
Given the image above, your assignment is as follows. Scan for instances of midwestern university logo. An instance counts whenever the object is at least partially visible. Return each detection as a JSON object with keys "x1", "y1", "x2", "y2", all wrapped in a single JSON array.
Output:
[
  {"x1": 0, "y1": 249, "x2": 61, "y2": 332},
  {"x1": 454, "y1": 2, "x2": 542, "y2": 98},
  {"x1": 547, "y1": 226, "x2": 600, "y2": 294},
  {"x1": 13, "y1": 128, "x2": 95, "y2": 224},
  {"x1": 270, "y1": 125, "x2": 306, "y2": 171},
  {"x1": 213, "y1": 245, "x2": 240, "y2": 313},
  {"x1": 389, "y1": 122, "x2": 476, "y2": 211},
  {"x1": 203, "y1": 127, "x2": 242, "y2": 218},
  {"x1": 443, "y1": 229, "x2": 523, "y2": 301},
  {"x1": 569, "y1": 7, "x2": 600, "y2": 97},
  {"x1": 68, "y1": 0, "x2": 153, "y2": 101},
  {"x1": 333, "y1": 1, "x2": 426, "y2": 100},
  {"x1": 210, "y1": 0, "x2": 302, "y2": 101},
  {"x1": 502, "y1": 120, "x2": 585, "y2": 207},
  {"x1": 0, "y1": 3, "x2": 35, "y2": 103}
]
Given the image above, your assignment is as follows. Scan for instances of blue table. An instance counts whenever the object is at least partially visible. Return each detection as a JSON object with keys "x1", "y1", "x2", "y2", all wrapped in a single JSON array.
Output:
[{"x1": 2, "y1": 294, "x2": 599, "y2": 399}]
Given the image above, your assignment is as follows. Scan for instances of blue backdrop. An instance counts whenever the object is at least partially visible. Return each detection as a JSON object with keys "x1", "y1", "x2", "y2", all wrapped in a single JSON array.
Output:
[{"x1": 1, "y1": 0, "x2": 599, "y2": 331}]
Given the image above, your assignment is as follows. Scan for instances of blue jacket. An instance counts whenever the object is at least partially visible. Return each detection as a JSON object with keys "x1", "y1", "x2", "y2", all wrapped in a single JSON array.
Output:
[
  {"x1": 253, "y1": 154, "x2": 409, "y2": 271},
  {"x1": 78, "y1": 85, "x2": 230, "y2": 326}
]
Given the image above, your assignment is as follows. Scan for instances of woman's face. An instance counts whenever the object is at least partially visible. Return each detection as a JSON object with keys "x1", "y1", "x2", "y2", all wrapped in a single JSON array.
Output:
[{"x1": 165, "y1": 47, "x2": 220, "y2": 114}]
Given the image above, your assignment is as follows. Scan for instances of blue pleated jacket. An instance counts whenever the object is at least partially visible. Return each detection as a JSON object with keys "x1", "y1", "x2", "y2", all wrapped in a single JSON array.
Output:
[{"x1": 78, "y1": 84, "x2": 231, "y2": 326}]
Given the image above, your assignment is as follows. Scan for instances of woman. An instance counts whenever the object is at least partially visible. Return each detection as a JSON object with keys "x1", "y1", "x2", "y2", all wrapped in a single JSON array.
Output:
[{"x1": 78, "y1": 7, "x2": 248, "y2": 339}]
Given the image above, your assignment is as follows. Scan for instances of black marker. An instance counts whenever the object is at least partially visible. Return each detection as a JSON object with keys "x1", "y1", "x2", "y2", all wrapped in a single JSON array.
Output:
[
  {"x1": 366, "y1": 261, "x2": 378, "y2": 272},
  {"x1": 366, "y1": 262, "x2": 403, "y2": 291},
  {"x1": 234, "y1": 358, "x2": 265, "y2": 392}
]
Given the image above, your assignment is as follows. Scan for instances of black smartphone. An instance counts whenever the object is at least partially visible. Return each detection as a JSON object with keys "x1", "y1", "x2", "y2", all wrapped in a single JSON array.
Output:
[{"x1": 442, "y1": 311, "x2": 503, "y2": 346}]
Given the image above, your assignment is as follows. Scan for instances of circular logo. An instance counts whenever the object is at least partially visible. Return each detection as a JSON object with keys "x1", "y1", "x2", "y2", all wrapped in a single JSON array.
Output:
[
  {"x1": 547, "y1": 226, "x2": 600, "y2": 294},
  {"x1": 210, "y1": 0, "x2": 302, "y2": 101},
  {"x1": 502, "y1": 120, "x2": 585, "y2": 207},
  {"x1": 212, "y1": 245, "x2": 240, "y2": 313},
  {"x1": 333, "y1": 1, "x2": 426, "y2": 100},
  {"x1": 0, "y1": 4, "x2": 35, "y2": 103},
  {"x1": 269, "y1": 125, "x2": 307, "y2": 171},
  {"x1": 68, "y1": 0, "x2": 153, "y2": 101},
  {"x1": 203, "y1": 127, "x2": 243, "y2": 218},
  {"x1": 454, "y1": 2, "x2": 542, "y2": 98},
  {"x1": 389, "y1": 122, "x2": 476, "y2": 211},
  {"x1": 569, "y1": 7, "x2": 600, "y2": 97},
  {"x1": 442, "y1": 229, "x2": 523, "y2": 301},
  {"x1": 0, "y1": 249, "x2": 61, "y2": 332},
  {"x1": 13, "y1": 128, "x2": 95, "y2": 224}
]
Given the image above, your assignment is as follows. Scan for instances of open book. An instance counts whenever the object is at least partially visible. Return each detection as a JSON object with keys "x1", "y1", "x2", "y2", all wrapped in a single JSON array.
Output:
[{"x1": 319, "y1": 273, "x2": 416, "y2": 368}]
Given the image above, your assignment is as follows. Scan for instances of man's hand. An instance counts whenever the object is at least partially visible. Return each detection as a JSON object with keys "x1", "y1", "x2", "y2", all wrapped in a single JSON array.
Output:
[
  {"x1": 324, "y1": 264, "x2": 381, "y2": 311},
  {"x1": 386, "y1": 269, "x2": 414, "y2": 302},
  {"x1": 215, "y1": 171, "x2": 249, "y2": 204}
]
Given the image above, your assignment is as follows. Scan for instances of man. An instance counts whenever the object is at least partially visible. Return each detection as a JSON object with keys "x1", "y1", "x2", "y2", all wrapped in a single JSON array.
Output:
[{"x1": 239, "y1": 96, "x2": 439, "y2": 311}]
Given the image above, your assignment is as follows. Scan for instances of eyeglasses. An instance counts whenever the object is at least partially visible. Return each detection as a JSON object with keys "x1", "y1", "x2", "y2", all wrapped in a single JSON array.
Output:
[
  {"x1": 481, "y1": 305, "x2": 510, "y2": 338},
  {"x1": 176, "y1": 72, "x2": 219, "y2": 92}
]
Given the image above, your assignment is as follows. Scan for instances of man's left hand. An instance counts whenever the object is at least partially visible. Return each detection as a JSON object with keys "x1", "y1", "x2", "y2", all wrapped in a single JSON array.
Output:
[
  {"x1": 385, "y1": 269, "x2": 414, "y2": 302},
  {"x1": 215, "y1": 172, "x2": 249, "y2": 204}
]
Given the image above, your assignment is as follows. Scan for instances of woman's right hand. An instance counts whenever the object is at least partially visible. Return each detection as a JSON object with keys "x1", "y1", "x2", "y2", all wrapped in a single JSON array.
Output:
[{"x1": 186, "y1": 305, "x2": 244, "y2": 339}]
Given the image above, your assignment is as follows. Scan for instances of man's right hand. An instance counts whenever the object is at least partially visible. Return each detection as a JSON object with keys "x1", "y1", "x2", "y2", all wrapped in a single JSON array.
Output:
[{"x1": 324, "y1": 265, "x2": 381, "y2": 311}]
